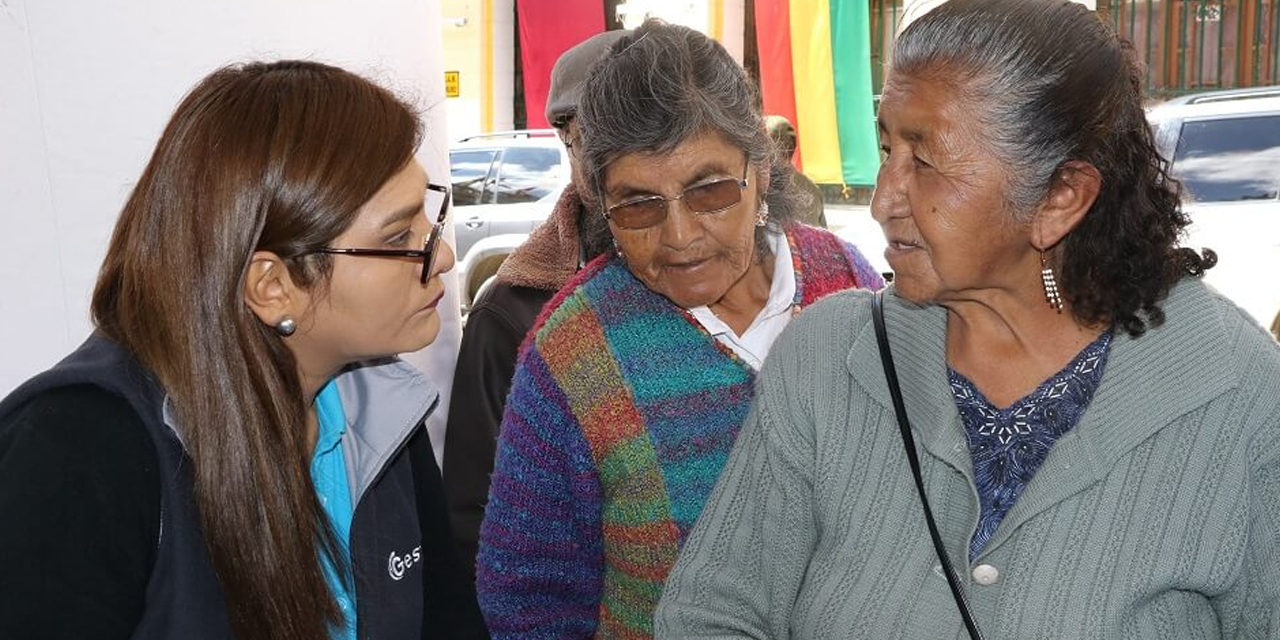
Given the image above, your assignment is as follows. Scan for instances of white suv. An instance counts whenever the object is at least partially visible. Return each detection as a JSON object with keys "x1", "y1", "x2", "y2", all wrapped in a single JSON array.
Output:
[
  {"x1": 449, "y1": 130, "x2": 570, "y2": 308},
  {"x1": 1147, "y1": 87, "x2": 1280, "y2": 328}
]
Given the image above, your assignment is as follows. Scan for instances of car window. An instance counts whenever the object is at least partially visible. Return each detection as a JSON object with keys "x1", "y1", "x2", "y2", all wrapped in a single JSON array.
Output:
[
  {"x1": 450, "y1": 149, "x2": 498, "y2": 206},
  {"x1": 1172, "y1": 114, "x2": 1280, "y2": 203},
  {"x1": 493, "y1": 147, "x2": 562, "y2": 204}
]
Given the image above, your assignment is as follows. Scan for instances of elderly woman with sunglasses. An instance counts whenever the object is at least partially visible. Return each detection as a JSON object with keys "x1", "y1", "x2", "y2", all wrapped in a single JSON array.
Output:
[{"x1": 474, "y1": 20, "x2": 883, "y2": 640}]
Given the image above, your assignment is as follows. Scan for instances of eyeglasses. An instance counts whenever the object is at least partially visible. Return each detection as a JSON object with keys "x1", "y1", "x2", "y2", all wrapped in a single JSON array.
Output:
[
  {"x1": 307, "y1": 184, "x2": 450, "y2": 284},
  {"x1": 604, "y1": 163, "x2": 750, "y2": 230}
]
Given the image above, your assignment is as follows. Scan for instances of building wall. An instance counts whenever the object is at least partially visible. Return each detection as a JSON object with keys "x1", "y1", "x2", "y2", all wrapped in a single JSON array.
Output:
[
  {"x1": 1, "y1": 0, "x2": 462, "y2": 461},
  {"x1": 438, "y1": 0, "x2": 751, "y2": 140},
  {"x1": 616, "y1": 0, "x2": 746, "y2": 63},
  {"x1": 441, "y1": 0, "x2": 516, "y2": 138}
]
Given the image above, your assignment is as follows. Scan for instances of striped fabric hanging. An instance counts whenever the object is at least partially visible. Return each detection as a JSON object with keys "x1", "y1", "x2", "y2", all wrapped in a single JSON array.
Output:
[{"x1": 755, "y1": 0, "x2": 880, "y2": 186}]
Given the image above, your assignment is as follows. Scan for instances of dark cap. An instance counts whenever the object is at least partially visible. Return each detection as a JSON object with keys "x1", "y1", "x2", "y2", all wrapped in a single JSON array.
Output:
[{"x1": 545, "y1": 30, "x2": 630, "y2": 128}]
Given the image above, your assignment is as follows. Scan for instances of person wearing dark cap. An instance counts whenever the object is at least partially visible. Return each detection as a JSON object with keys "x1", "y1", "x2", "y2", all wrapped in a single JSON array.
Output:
[
  {"x1": 440, "y1": 29, "x2": 626, "y2": 587},
  {"x1": 766, "y1": 114, "x2": 828, "y2": 228}
]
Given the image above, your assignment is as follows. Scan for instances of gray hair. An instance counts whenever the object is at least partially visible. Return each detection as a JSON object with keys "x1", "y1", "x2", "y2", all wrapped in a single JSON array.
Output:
[
  {"x1": 575, "y1": 20, "x2": 801, "y2": 257},
  {"x1": 894, "y1": 0, "x2": 1120, "y2": 212},
  {"x1": 892, "y1": 0, "x2": 1211, "y2": 337}
]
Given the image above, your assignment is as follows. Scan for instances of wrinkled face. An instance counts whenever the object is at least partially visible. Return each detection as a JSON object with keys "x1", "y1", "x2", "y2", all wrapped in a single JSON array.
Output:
[
  {"x1": 297, "y1": 160, "x2": 456, "y2": 364},
  {"x1": 871, "y1": 73, "x2": 1033, "y2": 305},
  {"x1": 602, "y1": 130, "x2": 764, "y2": 308}
]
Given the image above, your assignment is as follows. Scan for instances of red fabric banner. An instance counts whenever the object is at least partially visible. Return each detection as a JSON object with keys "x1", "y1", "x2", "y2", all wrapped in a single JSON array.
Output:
[
  {"x1": 754, "y1": 0, "x2": 803, "y2": 169},
  {"x1": 516, "y1": 0, "x2": 606, "y2": 129}
]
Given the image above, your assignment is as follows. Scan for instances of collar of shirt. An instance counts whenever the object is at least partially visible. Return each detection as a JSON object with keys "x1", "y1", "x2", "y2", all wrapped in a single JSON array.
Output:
[
  {"x1": 314, "y1": 379, "x2": 348, "y2": 457},
  {"x1": 688, "y1": 230, "x2": 796, "y2": 368}
]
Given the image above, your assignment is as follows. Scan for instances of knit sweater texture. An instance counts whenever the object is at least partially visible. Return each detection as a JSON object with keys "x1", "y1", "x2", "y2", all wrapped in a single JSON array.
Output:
[
  {"x1": 657, "y1": 279, "x2": 1280, "y2": 639},
  {"x1": 476, "y1": 224, "x2": 883, "y2": 640}
]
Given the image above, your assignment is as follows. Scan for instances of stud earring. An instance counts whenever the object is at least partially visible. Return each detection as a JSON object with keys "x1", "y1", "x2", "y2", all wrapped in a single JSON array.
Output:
[
  {"x1": 755, "y1": 200, "x2": 770, "y2": 227},
  {"x1": 1040, "y1": 251, "x2": 1063, "y2": 313},
  {"x1": 275, "y1": 317, "x2": 297, "y2": 337}
]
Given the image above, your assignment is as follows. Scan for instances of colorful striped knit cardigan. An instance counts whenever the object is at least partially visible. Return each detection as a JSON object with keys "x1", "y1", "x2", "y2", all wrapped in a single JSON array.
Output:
[{"x1": 475, "y1": 225, "x2": 884, "y2": 640}]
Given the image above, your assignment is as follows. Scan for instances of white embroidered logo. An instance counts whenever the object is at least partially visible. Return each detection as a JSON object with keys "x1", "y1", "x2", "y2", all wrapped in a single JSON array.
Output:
[{"x1": 387, "y1": 546, "x2": 422, "y2": 581}]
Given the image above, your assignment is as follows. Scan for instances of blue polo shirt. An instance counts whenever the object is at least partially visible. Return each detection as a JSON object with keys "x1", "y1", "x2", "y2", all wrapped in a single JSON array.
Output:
[{"x1": 312, "y1": 379, "x2": 357, "y2": 640}]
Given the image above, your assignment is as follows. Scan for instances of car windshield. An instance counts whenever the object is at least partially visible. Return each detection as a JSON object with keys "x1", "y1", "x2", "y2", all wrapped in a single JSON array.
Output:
[
  {"x1": 493, "y1": 147, "x2": 561, "y2": 204},
  {"x1": 450, "y1": 149, "x2": 498, "y2": 206},
  {"x1": 1171, "y1": 114, "x2": 1280, "y2": 202}
]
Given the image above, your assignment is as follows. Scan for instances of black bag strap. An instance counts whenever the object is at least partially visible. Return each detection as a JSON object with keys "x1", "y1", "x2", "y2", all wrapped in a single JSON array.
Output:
[{"x1": 872, "y1": 291, "x2": 984, "y2": 640}]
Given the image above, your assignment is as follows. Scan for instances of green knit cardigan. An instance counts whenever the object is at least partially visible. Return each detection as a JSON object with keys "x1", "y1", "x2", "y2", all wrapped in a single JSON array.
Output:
[{"x1": 658, "y1": 278, "x2": 1280, "y2": 639}]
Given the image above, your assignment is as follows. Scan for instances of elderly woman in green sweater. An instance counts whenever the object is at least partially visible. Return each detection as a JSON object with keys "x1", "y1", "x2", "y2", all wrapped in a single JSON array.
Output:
[{"x1": 657, "y1": 0, "x2": 1280, "y2": 638}]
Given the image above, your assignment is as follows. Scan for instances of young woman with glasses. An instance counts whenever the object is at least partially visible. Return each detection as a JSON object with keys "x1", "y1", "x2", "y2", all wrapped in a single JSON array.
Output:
[
  {"x1": 473, "y1": 20, "x2": 885, "y2": 640},
  {"x1": 0, "y1": 60, "x2": 486, "y2": 640}
]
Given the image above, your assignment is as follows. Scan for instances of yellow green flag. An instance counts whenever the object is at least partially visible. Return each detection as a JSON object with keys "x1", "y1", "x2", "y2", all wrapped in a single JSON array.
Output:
[
  {"x1": 830, "y1": 0, "x2": 880, "y2": 185},
  {"x1": 789, "y1": 0, "x2": 844, "y2": 184}
]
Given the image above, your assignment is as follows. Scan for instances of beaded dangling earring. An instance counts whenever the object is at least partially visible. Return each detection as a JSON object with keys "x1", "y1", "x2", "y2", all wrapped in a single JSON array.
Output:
[
  {"x1": 612, "y1": 237, "x2": 624, "y2": 259},
  {"x1": 755, "y1": 200, "x2": 770, "y2": 227},
  {"x1": 1040, "y1": 251, "x2": 1063, "y2": 313}
]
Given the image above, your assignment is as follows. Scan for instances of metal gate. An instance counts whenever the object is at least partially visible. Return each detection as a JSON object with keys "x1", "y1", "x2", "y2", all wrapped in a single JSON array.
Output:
[{"x1": 869, "y1": 0, "x2": 1280, "y2": 96}]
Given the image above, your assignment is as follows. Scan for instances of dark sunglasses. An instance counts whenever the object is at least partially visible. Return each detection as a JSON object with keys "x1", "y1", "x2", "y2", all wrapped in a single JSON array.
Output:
[
  {"x1": 604, "y1": 163, "x2": 750, "y2": 230},
  {"x1": 308, "y1": 184, "x2": 450, "y2": 284}
]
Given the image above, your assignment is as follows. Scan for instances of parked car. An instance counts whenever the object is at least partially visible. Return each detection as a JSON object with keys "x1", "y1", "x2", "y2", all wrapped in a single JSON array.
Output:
[
  {"x1": 1147, "y1": 86, "x2": 1280, "y2": 328},
  {"x1": 448, "y1": 130, "x2": 569, "y2": 308}
]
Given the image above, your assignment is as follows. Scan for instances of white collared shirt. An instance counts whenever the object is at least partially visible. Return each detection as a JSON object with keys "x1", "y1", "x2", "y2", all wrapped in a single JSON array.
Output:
[{"x1": 688, "y1": 231, "x2": 796, "y2": 371}]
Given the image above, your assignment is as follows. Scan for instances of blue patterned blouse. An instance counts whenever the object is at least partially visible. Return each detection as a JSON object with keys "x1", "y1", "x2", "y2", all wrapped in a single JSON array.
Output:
[{"x1": 950, "y1": 331, "x2": 1113, "y2": 560}]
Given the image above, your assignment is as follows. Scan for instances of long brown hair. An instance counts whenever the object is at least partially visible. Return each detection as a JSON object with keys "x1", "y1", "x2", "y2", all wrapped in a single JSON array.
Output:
[{"x1": 92, "y1": 60, "x2": 421, "y2": 640}]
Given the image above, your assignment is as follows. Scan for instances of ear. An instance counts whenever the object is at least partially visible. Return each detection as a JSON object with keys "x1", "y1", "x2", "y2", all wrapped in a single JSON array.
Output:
[
  {"x1": 1033, "y1": 160, "x2": 1101, "y2": 251},
  {"x1": 755, "y1": 156, "x2": 773, "y2": 202},
  {"x1": 243, "y1": 251, "x2": 306, "y2": 331}
]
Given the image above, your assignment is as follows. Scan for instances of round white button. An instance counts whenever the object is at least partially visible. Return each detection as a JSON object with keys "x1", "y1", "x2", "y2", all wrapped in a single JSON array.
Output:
[{"x1": 972, "y1": 563, "x2": 1000, "y2": 585}]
